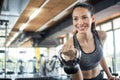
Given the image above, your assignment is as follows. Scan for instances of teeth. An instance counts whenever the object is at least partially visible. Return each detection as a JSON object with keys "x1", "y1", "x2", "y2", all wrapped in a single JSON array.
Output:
[{"x1": 79, "y1": 26, "x2": 85, "y2": 30}]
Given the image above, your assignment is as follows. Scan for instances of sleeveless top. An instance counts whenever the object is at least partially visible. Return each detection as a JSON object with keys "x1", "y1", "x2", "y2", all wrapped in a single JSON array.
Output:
[{"x1": 73, "y1": 30, "x2": 103, "y2": 71}]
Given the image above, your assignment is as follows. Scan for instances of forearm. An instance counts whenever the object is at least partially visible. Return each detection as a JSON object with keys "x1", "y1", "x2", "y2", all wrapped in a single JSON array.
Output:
[
  {"x1": 100, "y1": 57, "x2": 112, "y2": 78},
  {"x1": 71, "y1": 67, "x2": 83, "y2": 80}
]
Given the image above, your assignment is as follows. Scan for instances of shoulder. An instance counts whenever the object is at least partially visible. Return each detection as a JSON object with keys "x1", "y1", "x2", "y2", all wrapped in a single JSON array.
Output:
[
  {"x1": 97, "y1": 30, "x2": 107, "y2": 41},
  {"x1": 96, "y1": 30, "x2": 107, "y2": 45}
]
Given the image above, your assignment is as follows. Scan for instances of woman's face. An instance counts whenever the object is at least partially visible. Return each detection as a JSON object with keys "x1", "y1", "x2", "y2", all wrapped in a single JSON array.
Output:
[{"x1": 72, "y1": 7, "x2": 94, "y2": 34}]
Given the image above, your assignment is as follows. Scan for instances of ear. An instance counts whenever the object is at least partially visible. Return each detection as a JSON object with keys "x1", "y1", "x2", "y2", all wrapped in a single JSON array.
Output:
[{"x1": 92, "y1": 15, "x2": 95, "y2": 23}]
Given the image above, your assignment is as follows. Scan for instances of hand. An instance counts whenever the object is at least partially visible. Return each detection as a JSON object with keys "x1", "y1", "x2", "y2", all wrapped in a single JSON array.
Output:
[
  {"x1": 61, "y1": 45, "x2": 77, "y2": 61},
  {"x1": 108, "y1": 76, "x2": 120, "y2": 80}
]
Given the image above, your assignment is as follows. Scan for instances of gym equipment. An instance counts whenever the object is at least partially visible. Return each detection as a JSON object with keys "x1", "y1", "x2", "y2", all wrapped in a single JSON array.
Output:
[
  {"x1": 101, "y1": 67, "x2": 119, "y2": 80},
  {"x1": 58, "y1": 48, "x2": 81, "y2": 74}
]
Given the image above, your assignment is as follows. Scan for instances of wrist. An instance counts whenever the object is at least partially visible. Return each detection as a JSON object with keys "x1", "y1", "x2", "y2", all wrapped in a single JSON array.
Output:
[{"x1": 107, "y1": 74, "x2": 113, "y2": 78}]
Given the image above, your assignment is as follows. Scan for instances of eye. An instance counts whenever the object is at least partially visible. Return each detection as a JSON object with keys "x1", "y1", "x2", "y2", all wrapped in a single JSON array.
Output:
[
  {"x1": 73, "y1": 17, "x2": 78, "y2": 21},
  {"x1": 82, "y1": 16, "x2": 88, "y2": 19}
]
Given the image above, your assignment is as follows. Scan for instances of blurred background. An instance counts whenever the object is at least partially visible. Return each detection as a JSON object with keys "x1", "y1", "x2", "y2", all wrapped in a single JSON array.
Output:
[{"x1": 0, "y1": 0, "x2": 120, "y2": 80}]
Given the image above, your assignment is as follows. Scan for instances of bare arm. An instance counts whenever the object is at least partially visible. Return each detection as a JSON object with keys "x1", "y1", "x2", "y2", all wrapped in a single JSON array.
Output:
[
  {"x1": 61, "y1": 38, "x2": 83, "y2": 80},
  {"x1": 97, "y1": 30, "x2": 107, "y2": 45},
  {"x1": 100, "y1": 57, "x2": 113, "y2": 78},
  {"x1": 71, "y1": 67, "x2": 83, "y2": 80},
  {"x1": 98, "y1": 31, "x2": 117, "y2": 79}
]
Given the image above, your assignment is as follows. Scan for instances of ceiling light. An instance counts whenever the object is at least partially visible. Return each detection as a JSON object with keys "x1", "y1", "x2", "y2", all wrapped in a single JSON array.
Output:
[
  {"x1": 37, "y1": 0, "x2": 79, "y2": 32},
  {"x1": 6, "y1": 32, "x2": 20, "y2": 47},
  {"x1": 29, "y1": 0, "x2": 49, "y2": 20},
  {"x1": 6, "y1": 41, "x2": 11, "y2": 47},
  {"x1": 29, "y1": 8, "x2": 40, "y2": 20},
  {"x1": 52, "y1": 0, "x2": 80, "y2": 21},
  {"x1": 7, "y1": 0, "x2": 50, "y2": 47},
  {"x1": 19, "y1": 22, "x2": 29, "y2": 32}
]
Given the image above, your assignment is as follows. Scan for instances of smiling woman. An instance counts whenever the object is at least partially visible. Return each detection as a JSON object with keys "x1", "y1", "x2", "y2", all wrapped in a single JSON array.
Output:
[{"x1": 59, "y1": 2, "x2": 120, "y2": 80}]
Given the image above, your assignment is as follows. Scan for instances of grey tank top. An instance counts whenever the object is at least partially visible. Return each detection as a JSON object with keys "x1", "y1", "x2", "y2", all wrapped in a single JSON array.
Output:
[{"x1": 73, "y1": 30, "x2": 103, "y2": 71}]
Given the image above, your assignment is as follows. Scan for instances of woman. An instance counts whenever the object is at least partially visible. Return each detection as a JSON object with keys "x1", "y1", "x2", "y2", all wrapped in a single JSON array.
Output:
[{"x1": 60, "y1": 2, "x2": 119, "y2": 80}]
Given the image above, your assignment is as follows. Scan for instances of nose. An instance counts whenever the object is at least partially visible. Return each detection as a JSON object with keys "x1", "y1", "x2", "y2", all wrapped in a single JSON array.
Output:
[{"x1": 77, "y1": 18, "x2": 83, "y2": 24}]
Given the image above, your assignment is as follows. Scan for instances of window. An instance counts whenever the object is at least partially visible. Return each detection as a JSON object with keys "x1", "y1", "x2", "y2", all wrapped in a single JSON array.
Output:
[
  {"x1": 100, "y1": 16, "x2": 120, "y2": 75},
  {"x1": 95, "y1": 26, "x2": 100, "y2": 30},
  {"x1": 103, "y1": 31, "x2": 114, "y2": 67},
  {"x1": 114, "y1": 29, "x2": 120, "y2": 74},
  {"x1": 113, "y1": 17, "x2": 120, "y2": 29},
  {"x1": 101, "y1": 22, "x2": 112, "y2": 31}
]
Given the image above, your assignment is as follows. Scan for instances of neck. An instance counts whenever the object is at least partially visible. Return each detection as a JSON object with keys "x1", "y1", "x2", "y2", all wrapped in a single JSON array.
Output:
[{"x1": 76, "y1": 31, "x2": 93, "y2": 42}]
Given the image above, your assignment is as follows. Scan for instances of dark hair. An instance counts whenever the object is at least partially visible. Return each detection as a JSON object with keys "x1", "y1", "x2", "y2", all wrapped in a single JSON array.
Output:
[
  {"x1": 72, "y1": 2, "x2": 95, "y2": 32},
  {"x1": 0, "y1": 0, "x2": 4, "y2": 14}
]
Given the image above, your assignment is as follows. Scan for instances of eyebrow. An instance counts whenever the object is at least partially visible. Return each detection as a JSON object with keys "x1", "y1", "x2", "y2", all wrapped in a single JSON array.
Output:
[{"x1": 73, "y1": 14, "x2": 88, "y2": 17}]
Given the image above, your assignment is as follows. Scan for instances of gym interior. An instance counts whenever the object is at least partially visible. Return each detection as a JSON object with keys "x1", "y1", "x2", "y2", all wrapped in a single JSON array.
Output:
[{"x1": 0, "y1": 0, "x2": 120, "y2": 80}]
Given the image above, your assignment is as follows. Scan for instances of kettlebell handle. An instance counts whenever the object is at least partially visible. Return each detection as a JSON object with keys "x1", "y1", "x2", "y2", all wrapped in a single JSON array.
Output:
[{"x1": 58, "y1": 48, "x2": 81, "y2": 64}]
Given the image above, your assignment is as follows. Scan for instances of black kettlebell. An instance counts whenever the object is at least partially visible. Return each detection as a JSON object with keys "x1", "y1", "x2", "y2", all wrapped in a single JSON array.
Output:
[{"x1": 58, "y1": 49, "x2": 81, "y2": 74}]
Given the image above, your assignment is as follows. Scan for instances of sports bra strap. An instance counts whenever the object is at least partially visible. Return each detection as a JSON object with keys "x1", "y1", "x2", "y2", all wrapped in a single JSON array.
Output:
[
  {"x1": 93, "y1": 30, "x2": 102, "y2": 46},
  {"x1": 73, "y1": 33, "x2": 80, "y2": 50}
]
